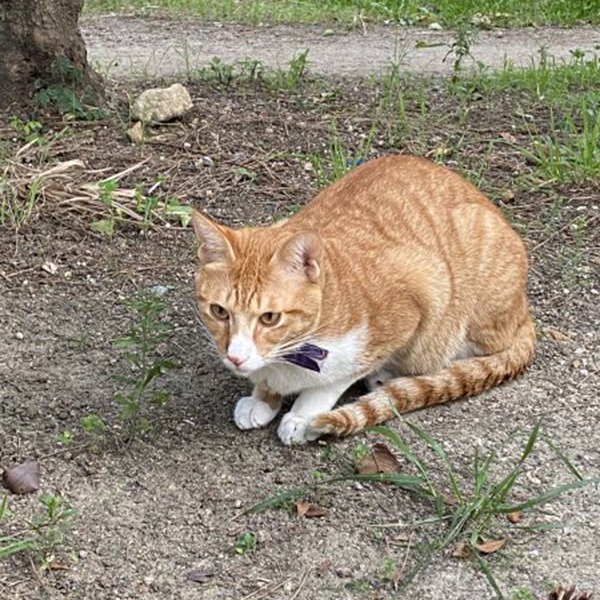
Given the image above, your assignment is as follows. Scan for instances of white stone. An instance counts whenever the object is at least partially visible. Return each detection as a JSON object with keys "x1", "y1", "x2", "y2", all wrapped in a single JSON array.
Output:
[{"x1": 132, "y1": 83, "x2": 193, "y2": 123}]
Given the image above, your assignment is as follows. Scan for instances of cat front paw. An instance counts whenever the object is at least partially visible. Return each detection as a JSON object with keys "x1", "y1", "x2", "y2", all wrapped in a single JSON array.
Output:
[
  {"x1": 277, "y1": 412, "x2": 321, "y2": 446},
  {"x1": 234, "y1": 396, "x2": 279, "y2": 430}
]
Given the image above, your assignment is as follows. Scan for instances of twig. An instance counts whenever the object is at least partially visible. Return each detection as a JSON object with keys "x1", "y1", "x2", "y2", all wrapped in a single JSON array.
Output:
[{"x1": 290, "y1": 568, "x2": 312, "y2": 600}]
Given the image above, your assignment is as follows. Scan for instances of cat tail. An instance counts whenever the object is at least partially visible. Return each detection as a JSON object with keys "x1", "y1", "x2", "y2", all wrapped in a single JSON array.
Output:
[{"x1": 311, "y1": 317, "x2": 536, "y2": 438}]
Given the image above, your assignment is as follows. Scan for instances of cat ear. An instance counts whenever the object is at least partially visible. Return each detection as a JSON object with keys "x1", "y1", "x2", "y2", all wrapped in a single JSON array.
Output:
[
  {"x1": 275, "y1": 231, "x2": 322, "y2": 283},
  {"x1": 191, "y1": 210, "x2": 235, "y2": 265}
]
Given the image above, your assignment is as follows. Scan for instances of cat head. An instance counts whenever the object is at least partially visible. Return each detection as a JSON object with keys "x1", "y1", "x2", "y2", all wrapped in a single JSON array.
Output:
[{"x1": 192, "y1": 210, "x2": 324, "y2": 376}]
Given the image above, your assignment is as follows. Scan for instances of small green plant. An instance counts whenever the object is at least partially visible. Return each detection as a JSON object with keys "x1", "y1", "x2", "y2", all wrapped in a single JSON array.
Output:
[
  {"x1": 0, "y1": 494, "x2": 76, "y2": 567},
  {"x1": 526, "y1": 99, "x2": 600, "y2": 184},
  {"x1": 248, "y1": 419, "x2": 597, "y2": 596},
  {"x1": 9, "y1": 116, "x2": 45, "y2": 144},
  {"x1": 307, "y1": 121, "x2": 376, "y2": 188},
  {"x1": 510, "y1": 587, "x2": 536, "y2": 600},
  {"x1": 34, "y1": 55, "x2": 105, "y2": 120},
  {"x1": 113, "y1": 289, "x2": 177, "y2": 438},
  {"x1": 444, "y1": 19, "x2": 477, "y2": 84},
  {"x1": 234, "y1": 532, "x2": 257, "y2": 555},
  {"x1": 91, "y1": 178, "x2": 119, "y2": 235},
  {"x1": 272, "y1": 50, "x2": 309, "y2": 90},
  {"x1": 58, "y1": 430, "x2": 75, "y2": 445}
]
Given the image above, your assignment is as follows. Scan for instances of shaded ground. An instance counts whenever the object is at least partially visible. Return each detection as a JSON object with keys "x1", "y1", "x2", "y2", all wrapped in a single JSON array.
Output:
[
  {"x1": 1, "y1": 21, "x2": 599, "y2": 600},
  {"x1": 83, "y1": 17, "x2": 600, "y2": 79}
]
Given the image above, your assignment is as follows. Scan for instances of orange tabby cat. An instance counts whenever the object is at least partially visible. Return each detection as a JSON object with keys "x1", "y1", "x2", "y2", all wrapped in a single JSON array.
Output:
[{"x1": 192, "y1": 155, "x2": 535, "y2": 445}]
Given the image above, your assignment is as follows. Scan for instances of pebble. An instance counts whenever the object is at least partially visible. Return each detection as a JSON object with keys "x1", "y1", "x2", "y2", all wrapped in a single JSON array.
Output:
[
  {"x1": 14, "y1": 331, "x2": 24, "y2": 340},
  {"x1": 335, "y1": 567, "x2": 353, "y2": 578}
]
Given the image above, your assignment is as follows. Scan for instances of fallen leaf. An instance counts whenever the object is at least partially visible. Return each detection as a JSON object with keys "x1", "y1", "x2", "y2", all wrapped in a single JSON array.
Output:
[
  {"x1": 2, "y1": 461, "x2": 40, "y2": 495},
  {"x1": 548, "y1": 583, "x2": 592, "y2": 600},
  {"x1": 48, "y1": 560, "x2": 71, "y2": 570},
  {"x1": 355, "y1": 442, "x2": 401, "y2": 475},
  {"x1": 295, "y1": 500, "x2": 328, "y2": 518},
  {"x1": 474, "y1": 538, "x2": 506, "y2": 554},
  {"x1": 507, "y1": 511, "x2": 524, "y2": 524},
  {"x1": 41, "y1": 261, "x2": 58, "y2": 275},
  {"x1": 315, "y1": 559, "x2": 332, "y2": 576},
  {"x1": 186, "y1": 569, "x2": 214, "y2": 584},
  {"x1": 451, "y1": 542, "x2": 471, "y2": 559},
  {"x1": 499, "y1": 131, "x2": 517, "y2": 144},
  {"x1": 501, "y1": 189, "x2": 515, "y2": 203},
  {"x1": 542, "y1": 326, "x2": 570, "y2": 342}
]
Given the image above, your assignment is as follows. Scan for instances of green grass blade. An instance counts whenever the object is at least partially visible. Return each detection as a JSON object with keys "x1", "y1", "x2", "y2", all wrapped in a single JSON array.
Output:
[
  {"x1": 246, "y1": 471, "x2": 429, "y2": 515},
  {"x1": 543, "y1": 436, "x2": 583, "y2": 480},
  {"x1": 497, "y1": 476, "x2": 599, "y2": 513},
  {"x1": 475, "y1": 553, "x2": 505, "y2": 600},
  {"x1": 402, "y1": 419, "x2": 464, "y2": 504},
  {"x1": 0, "y1": 538, "x2": 36, "y2": 559}
]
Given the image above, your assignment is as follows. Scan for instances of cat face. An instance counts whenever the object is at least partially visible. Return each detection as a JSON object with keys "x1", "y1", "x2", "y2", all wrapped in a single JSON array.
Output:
[{"x1": 192, "y1": 211, "x2": 323, "y2": 376}]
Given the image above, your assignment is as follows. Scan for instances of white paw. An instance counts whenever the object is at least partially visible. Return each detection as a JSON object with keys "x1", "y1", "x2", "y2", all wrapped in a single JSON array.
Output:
[
  {"x1": 277, "y1": 412, "x2": 321, "y2": 446},
  {"x1": 234, "y1": 396, "x2": 279, "y2": 430}
]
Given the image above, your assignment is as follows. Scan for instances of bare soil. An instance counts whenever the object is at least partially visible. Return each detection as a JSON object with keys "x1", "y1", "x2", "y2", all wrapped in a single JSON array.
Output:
[
  {"x1": 82, "y1": 16, "x2": 600, "y2": 79},
  {"x1": 1, "y1": 19, "x2": 599, "y2": 600}
]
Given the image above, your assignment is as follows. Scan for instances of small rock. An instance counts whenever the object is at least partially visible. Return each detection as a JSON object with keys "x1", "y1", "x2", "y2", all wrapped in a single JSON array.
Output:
[
  {"x1": 202, "y1": 156, "x2": 214, "y2": 167},
  {"x1": 428, "y1": 22, "x2": 443, "y2": 30},
  {"x1": 127, "y1": 121, "x2": 145, "y2": 144},
  {"x1": 335, "y1": 566, "x2": 353, "y2": 578},
  {"x1": 132, "y1": 83, "x2": 193, "y2": 123},
  {"x1": 323, "y1": 28, "x2": 335, "y2": 36},
  {"x1": 14, "y1": 331, "x2": 24, "y2": 340}
]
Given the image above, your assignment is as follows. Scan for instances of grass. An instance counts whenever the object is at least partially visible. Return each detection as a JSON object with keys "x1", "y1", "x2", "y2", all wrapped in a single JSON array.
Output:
[
  {"x1": 0, "y1": 495, "x2": 76, "y2": 569},
  {"x1": 83, "y1": 0, "x2": 600, "y2": 26},
  {"x1": 247, "y1": 418, "x2": 598, "y2": 597},
  {"x1": 111, "y1": 289, "x2": 178, "y2": 438}
]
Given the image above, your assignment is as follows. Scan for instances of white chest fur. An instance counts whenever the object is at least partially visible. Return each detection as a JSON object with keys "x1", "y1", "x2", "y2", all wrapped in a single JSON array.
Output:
[{"x1": 251, "y1": 325, "x2": 368, "y2": 396}]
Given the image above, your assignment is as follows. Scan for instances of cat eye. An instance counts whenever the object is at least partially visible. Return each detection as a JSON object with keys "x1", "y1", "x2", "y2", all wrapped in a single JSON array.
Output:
[
  {"x1": 209, "y1": 304, "x2": 229, "y2": 321},
  {"x1": 259, "y1": 312, "x2": 281, "y2": 327}
]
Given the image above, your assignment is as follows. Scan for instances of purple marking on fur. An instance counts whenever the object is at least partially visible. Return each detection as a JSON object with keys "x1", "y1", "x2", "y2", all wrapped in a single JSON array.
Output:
[{"x1": 283, "y1": 343, "x2": 329, "y2": 372}]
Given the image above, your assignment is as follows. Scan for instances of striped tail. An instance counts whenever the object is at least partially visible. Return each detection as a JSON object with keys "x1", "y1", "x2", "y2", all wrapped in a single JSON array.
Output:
[{"x1": 311, "y1": 317, "x2": 536, "y2": 438}]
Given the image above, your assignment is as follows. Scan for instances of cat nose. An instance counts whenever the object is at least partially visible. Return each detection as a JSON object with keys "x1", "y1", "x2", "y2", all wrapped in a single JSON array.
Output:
[{"x1": 227, "y1": 353, "x2": 246, "y2": 367}]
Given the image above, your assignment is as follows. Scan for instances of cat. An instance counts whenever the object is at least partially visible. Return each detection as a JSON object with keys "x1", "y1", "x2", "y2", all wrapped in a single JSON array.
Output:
[{"x1": 192, "y1": 155, "x2": 535, "y2": 445}]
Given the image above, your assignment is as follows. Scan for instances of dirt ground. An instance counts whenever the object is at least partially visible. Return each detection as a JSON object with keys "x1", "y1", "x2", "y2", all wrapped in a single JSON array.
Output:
[
  {"x1": 1, "y1": 19, "x2": 599, "y2": 600},
  {"x1": 82, "y1": 16, "x2": 600, "y2": 79}
]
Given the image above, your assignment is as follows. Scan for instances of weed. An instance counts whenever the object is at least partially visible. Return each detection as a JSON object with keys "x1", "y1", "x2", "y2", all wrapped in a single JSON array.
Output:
[
  {"x1": 0, "y1": 494, "x2": 76, "y2": 568},
  {"x1": 234, "y1": 532, "x2": 257, "y2": 555},
  {"x1": 526, "y1": 99, "x2": 600, "y2": 184},
  {"x1": 307, "y1": 121, "x2": 377, "y2": 188},
  {"x1": 113, "y1": 289, "x2": 178, "y2": 438},
  {"x1": 510, "y1": 587, "x2": 536, "y2": 600},
  {"x1": 34, "y1": 56, "x2": 105, "y2": 120},
  {"x1": 272, "y1": 50, "x2": 309, "y2": 91},
  {"x1": 444, "y1": 18, "x2": 477, "y2": 84},
  {"x1": 248, "y1": 418, "x2": 598, "y2": 596},
  {"x1": 9, "y1": 117, "x2": 45, "y2": 145}
]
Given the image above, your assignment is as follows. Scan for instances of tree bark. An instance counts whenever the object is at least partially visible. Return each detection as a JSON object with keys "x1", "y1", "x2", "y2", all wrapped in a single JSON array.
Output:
[{"x1": 0, "y1": 0, "x2": 100, "y2": 108}]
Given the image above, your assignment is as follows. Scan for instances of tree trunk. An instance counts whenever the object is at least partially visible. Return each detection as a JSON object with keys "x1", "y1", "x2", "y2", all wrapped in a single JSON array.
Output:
[{"x1": 0, "y1": 0, "x2": 100, "y2": 108}]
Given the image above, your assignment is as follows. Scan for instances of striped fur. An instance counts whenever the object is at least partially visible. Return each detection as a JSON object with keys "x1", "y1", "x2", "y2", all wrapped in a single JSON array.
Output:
[{"x1": 192, "y1": 155, "x2": 535, "y2": 443}]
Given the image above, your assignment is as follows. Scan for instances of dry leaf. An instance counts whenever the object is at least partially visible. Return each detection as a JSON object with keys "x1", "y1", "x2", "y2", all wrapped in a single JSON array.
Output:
[
  {"x1": 499, "y1": 131, "x2": 517, "y2": 144},
  {"x1": 186, "y1": 569, "x2": 214, "y2": 584},
  {"x1": 474, "y1": 538, "x2": 506, "y2": 554},
  {"x1": 548, "y1": 583, "x2": 592, "y2": 600},
  {"x1": 2, "y1": 460, "x2": 40, "y2": 494},
  {"x1": 452, "y1": 542, "x2": 471, "y2": 559},
  {"x1": 48, "y1": 560, "x2": 71, "y2": 571},
  {"x1": 295, "y1": 500, "x2": 328, "y2": 518},
  {"x1": 315, "y1": 559, "x2": 332, "y2": 576},
  {"x1": 542, "y1": 326, "x2": 570, "y2": 342},
  {"x1": 356, "y1": 442, "x2": 401, "y2": 475},
  {"x1": 507, "y1": 511, "x2": 524, "y2": 524},
  {"x1": 501, "y1": 189, "x2": 515, "y2": 203}
]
